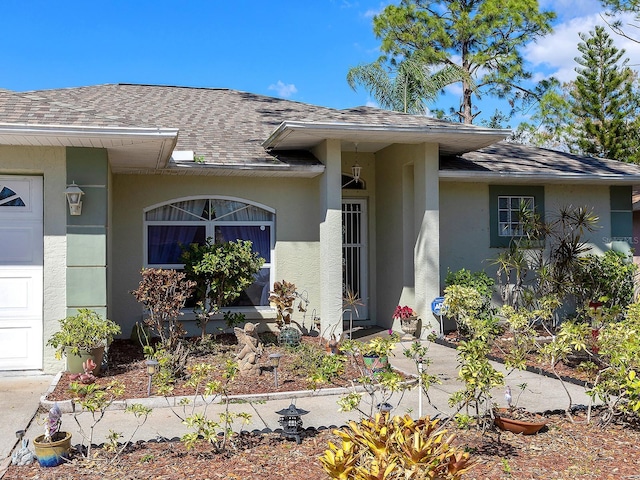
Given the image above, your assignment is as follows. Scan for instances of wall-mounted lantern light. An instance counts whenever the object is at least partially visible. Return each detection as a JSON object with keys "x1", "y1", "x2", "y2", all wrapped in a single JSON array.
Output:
[{"x1": 64, "y1": 182, "x2": 84, "y2": 216}]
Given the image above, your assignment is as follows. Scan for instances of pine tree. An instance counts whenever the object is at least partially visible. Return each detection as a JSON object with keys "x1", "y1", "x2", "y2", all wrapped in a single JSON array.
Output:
[
  {"x1": 570, "y1": 26, "x2": 640, "y2": 162},
  {"x1": 372, "y1": 0, "x2": 555, "y2": 124}
]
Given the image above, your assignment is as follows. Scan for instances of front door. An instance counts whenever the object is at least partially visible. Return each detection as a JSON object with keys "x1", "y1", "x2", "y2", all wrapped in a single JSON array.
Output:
[
  {"x1": 342, "y1": 199, "x2": 368, "y2": 321},
  {"x1": 0, "y1": 176, "x2": 43, "y2": 370}
]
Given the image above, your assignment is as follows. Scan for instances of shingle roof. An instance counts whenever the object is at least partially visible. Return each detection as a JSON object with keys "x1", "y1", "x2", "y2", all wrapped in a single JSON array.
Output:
[
  {"x1": 441, "y1": 141, "x2": 640, "y2": 181},
  {"x1": 3, "y1": 84, "x2": 640, "y2": 182},
  {"x1": 0, "y1": 84, "x2": 502, "y2": 168}
]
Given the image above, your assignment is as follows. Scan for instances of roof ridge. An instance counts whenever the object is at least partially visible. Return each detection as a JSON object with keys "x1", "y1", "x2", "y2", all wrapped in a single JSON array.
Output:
[{"x1": 116, "y1": 83, "x2": 230, "y2": 92}]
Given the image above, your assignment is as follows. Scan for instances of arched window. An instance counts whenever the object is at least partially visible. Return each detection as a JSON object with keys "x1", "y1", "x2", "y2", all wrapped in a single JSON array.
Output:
[{"x1": 144, "y1": 196, "x2": 274, "y2": 307}]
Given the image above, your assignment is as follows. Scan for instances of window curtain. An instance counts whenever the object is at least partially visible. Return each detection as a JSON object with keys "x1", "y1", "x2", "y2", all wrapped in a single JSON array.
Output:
[
  {"x1": 216, "y1": 226, "x2": 271, "y2": 262},
  {"x1": 148, "y1": 225, "x2": 206, "y2": 264}
]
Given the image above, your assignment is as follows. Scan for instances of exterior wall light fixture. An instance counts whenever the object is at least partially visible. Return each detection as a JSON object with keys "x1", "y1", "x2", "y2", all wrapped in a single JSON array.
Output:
[{"x1": 64, "y1": 182, "x2": 84, "y2": 216}]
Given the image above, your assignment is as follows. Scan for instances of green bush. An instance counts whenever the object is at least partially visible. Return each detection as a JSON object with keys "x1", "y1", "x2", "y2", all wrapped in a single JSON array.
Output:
[
  {"x1": 573, "y1": 250, "x2": 638, "y2": 316},
  {"x1": 47, "y1": 309, "x2": 121, "y2": 359},
  {"x1": 181, "y1": 238, "x2": 264, "y2": 339}
]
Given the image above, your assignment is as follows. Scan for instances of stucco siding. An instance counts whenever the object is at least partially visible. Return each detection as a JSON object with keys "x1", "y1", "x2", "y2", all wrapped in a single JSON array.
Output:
[
  {"x1": 439, "y1": 182, "x2": 614, "y2": 288},
  {"x1": 375, "y1": 143, "x2": 440, "y2": 333},
  {"x1": 439, "y1": 182, "x2": 492, "y2": 279},
  {"x1": 0, "y1": 145, "x2": 67, "y2": 373},
  {"x1": 545, "y1": 184, "x2": 611, "y2": 254},
  {"x1": 111, "y1": 174, "x2": 322, "y2": 338}
]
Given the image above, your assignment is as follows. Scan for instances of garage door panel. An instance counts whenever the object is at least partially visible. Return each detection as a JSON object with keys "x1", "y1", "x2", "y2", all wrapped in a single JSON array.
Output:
[
  {"x1": 0, "y1": 269, "x2": 42, "y2": 316},
  {"x1": 0, "y1": 175, "x2": 43, "y2": 370},
  {"x1": 0, "y1": 227, "x2": 41, "y2": 264},
  {"x1": 0, "y1": 322, "x2": 42, "y2": 369}
]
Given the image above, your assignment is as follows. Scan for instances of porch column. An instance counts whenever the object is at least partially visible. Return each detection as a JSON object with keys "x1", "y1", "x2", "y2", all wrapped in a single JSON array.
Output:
[
  {"x1": 313, "y1": 139, "x2": 343, "y2": 338},
  {"x1": 414, "y1": 143, "x2": 440, "y2": 336}
]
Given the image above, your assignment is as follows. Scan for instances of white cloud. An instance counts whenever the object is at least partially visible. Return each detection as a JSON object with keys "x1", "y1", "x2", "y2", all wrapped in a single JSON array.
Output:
[
  {"x1": 445, "y1": 83, "x2": 463, "y2": 97},
  {"x1": 268, "y1": 81, "x2": 298, "y2": 98},
  {"x1": 524, "y1": 11, "x2": 640, "y2": 83}
]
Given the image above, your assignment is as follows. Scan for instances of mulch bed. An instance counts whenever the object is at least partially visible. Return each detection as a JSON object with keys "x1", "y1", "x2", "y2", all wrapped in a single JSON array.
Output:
[
  {"x1": 7, "y1": 332, "x2": 640, "y2": 479},
  {"x1": 45, "y1": 335, "x2": 365, "y2": 402}
]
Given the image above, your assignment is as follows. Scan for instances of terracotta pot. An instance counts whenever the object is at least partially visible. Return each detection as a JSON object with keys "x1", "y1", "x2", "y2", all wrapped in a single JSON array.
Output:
[
  {"x1": 494, "y1": 409, "x2": 547, "y2": 435},
  {"x1": 33, "y1": 431, "x2": 72, "y2": 467}
]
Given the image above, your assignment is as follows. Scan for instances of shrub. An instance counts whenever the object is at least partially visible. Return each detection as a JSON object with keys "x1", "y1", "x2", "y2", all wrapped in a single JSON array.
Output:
[
  {"x1": 181, "y1": 238, "x2": 264, "y2": 339},
  {"x1": 320, "y1": 413, "x2": 474, "y2": 479},
  {"x1": 573, "y1": 250, "x2": 638, "y2": 317},
  {"x1": 131, "y1": 268, "x2": 195, "y2": 351},
  {"x1": 47, "y1": 309, "x2": 121, "y2": 358}
]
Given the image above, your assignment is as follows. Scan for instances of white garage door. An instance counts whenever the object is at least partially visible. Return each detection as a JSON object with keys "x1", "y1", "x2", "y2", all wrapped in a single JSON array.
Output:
[{"x1": 0, "y1": 176, "x2": 43, "y2": 370}]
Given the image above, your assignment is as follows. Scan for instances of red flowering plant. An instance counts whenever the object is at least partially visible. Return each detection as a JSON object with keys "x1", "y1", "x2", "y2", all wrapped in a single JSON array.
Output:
[{"x1": 392, "y1": 305, "x2": 417, "y2": 320}]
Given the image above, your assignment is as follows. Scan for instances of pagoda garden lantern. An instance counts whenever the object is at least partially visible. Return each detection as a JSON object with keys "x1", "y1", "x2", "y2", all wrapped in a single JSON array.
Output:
[{"x1": 275, "y1": 403, "x2": 309, "y2": 444}]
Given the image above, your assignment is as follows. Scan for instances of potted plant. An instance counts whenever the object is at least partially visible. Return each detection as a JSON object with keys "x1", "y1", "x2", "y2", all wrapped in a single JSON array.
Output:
[
  {"x1": 493, "y1": 385, "x2": 547, "y2": 435},
  {"x1": 269, "y1": 280, "x2": 297, "y2": 328},
  {"x1": 47, "y1": 309, "x2": 121, "y2": 374},
  {"x1": 33, "y1": 404, "x2": 72, "y2": 467},
  {"x1": 357, "y1": 332, "x2": 400, "y2": 373},
  {"x1": 269, "y1": 280, "x2": 302, "y2": 346},
  {"x1": 393, "y1": 305, "x2": 419, "y2": 340}
]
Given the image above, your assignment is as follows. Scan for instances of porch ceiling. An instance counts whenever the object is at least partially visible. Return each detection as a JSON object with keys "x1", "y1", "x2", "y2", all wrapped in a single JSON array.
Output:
[{"x1": 263, "y1": 121, "x2": 510, "y2": 155}]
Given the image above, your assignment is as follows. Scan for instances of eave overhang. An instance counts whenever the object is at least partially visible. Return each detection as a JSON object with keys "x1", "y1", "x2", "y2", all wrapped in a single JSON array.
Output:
[
  {"x1": 439, "y1": 170, "x2": 640, "y2": 185},
  {"x1": 0, "y1": 123, "x2": 179, "y2": 172},
  {"x1": 263, "y1": 120, "x2": 510, "y2": 155}
]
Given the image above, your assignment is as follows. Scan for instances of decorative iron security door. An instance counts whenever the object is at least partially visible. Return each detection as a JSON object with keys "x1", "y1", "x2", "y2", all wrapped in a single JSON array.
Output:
[{"x1": 342, "y1": 199, "x2": 368, "y2": 320}]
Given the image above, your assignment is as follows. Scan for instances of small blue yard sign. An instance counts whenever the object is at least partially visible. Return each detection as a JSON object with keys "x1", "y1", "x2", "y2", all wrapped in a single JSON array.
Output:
[{"x1": 431, "y1": 296, "x2": 446, "y2": 315}]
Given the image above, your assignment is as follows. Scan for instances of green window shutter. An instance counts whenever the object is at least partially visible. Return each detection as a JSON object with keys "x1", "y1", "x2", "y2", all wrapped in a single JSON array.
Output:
[
  {"x1": 489, "y1": 185, "x2": 545, "y2": 248},
  {"x1": 610, "y1": 186, "x2": 632, "y2": 240}
]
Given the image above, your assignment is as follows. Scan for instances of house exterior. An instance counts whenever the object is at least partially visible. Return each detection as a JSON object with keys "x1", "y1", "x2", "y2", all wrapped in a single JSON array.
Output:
[{"x1": 1, "y1": 84, "x2": 639, "y2": 374}]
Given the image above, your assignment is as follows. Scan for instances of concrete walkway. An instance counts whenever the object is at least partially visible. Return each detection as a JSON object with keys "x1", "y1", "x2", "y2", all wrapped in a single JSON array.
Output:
[{"x1": 0, "y1": 339, "x2": 594, "y2": 476}]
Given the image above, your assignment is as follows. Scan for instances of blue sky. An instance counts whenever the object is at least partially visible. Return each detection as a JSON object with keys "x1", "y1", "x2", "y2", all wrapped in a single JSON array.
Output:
[{"x1": 1, "y1": 0, "x2": 638, "y2": 126}]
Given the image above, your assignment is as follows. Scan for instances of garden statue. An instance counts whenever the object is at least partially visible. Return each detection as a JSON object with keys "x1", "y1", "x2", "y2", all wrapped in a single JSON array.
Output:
[{"x1": 234, "y1": 322, "x2": 263, "y2": 376}]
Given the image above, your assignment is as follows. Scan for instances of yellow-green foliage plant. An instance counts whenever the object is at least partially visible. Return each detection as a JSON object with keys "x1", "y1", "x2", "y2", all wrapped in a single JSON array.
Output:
[{"x1": 320, "y1": 413, "x2": 475, "y2": 479}]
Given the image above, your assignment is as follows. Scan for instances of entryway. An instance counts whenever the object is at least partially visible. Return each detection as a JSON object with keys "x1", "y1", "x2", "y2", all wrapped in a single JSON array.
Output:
[
  {"x1": 0, "y1": 175, "x2": 43, "y2": 370},
  {"x1": 342, "y1": 198, "x2": 368, "y2": 322}
]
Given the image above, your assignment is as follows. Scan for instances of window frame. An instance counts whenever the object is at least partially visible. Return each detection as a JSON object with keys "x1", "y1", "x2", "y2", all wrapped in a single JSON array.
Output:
[
  {"x1": 143, "y1": 195, "x2": 275, "y2": 309},
  {"x1": 489, "y1": 186, "x2": 544, "y2": 248},
  {"x1": 497, "y1": 195, "x2": 535, "y2": 238}
]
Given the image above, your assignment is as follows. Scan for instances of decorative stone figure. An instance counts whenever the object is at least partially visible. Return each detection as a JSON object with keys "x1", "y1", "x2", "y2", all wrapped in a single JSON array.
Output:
[{"x1": 234, "y1": 323, "x2": 263, "y2": 376}]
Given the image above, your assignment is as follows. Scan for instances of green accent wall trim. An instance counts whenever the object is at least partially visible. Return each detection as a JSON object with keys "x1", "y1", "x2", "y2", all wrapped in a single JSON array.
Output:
[
  {"x1": 66, "y1": 147, "x2": 109, "y2": 313},
  {"x1": 610, "y1": 186, "x2": 633, "y2": 241},
  {"x1": 610, "y1": 186, "x2": 632, "y2": 211},
  {"x1": 611, "y1": 212, "x2": 633, "y2": 239},
  {"x1": 66, "y1": 307, "x2": 108, "y2": 322},
  {"x1": 489, "y1": 185, "x2": 544, "y2": 248},
  {"x1": 67, "y1": 231, "x2": 107, "y2": 266},
  {"x1": 67, "y1": 186, "x2": 108, "y2": 226},
  {"x1": 67, "y1": 267, "x2": 107, "y2": 307},
  {"x1": 66, "y1": 147, "x2": 108, "y2": 184}
]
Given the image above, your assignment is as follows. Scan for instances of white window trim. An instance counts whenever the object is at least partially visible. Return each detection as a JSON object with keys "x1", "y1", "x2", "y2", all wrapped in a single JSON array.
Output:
[{"x1": 497, "y1": 195, "x2": 535, "y2": 237}]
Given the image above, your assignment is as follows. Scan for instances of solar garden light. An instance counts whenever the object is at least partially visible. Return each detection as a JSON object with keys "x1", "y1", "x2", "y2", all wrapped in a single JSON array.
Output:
[
  {"x1": 269, "y1": 353, "x2": 283, "y2": 388},
  {"x1": 275, "y1": 403, "x2": 309, "y2": 444},
  {"x1": 145, "y1": 359, "x2": 159, "y2": 397},
  {"x1": 417, "y1": 356, "x2": 424, "y2": 418}
]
